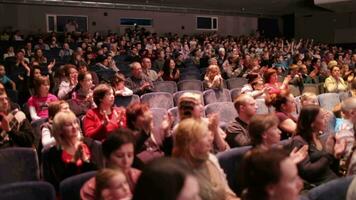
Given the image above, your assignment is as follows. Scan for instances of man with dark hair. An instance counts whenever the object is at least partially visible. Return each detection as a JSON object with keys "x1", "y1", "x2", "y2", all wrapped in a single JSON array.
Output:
[{"x1": 225, "y1": 94, "x2": 257, "y2": 147}]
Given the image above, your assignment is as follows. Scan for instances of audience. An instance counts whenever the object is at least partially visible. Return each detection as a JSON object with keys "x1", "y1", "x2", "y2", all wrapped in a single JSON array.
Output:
[{"x1": 2, "y1": 26, "x2": 356, "y2": 199}]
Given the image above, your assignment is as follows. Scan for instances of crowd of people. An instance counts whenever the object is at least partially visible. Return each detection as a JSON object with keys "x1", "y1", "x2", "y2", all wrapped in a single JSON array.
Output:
[{"x1": 1, "y1": 26, "x2": 356, "y2": 200}]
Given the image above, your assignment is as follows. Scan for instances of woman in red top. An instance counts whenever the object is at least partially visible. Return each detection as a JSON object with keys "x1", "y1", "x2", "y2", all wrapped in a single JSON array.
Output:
[
  {"x1": 264, "y1": 68, "x2": 290, "y2": 96},
  {"x1": 84, "y1": 84, "x2": 126, "y2": 141}
]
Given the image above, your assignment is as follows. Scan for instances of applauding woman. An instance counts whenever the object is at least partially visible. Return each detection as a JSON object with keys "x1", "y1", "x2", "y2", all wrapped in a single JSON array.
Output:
[
  {"x1": 42, "y1": 111, "x2": 98, "y2": 191},
  {"x1": 84, "y1": 84, "x2": 126, "y2": 141}
]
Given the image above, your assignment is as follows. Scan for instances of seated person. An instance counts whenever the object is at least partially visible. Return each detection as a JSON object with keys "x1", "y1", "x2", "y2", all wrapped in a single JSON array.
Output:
[
  {"x1": 126, "y1": 102, "x2": 173, "y2": 163},
  {"x1": 324, "y1": 65, "x2": 348, "y2": 93},
  {"x1": 290, "y1": 105, "x2": 345, "y2": 186},
  {"x1": 160, "y1": 58, "x2": 180, "y2": 82},
  {"x1": 41, "y1": 100, "x2": 71, "y2": 150},
  {"x1": 269, "y1": 90, "x2": 297, "y2": 139},
  {"x1": 111, "y1": 73, "x2": 133, "y2": 96},
  {"x1": 57, "y1": 64, "x2": 78, "y2": 100},
  {"x1": 0, "y1": 64, "x2": 16, "y2": 91},
  {"x1": 225, "y1": 94, "x2": 256, "y2": 147},
  {"x1": 177, "y1": 92, "x2": 229, "y2": 152},
  {"x1": 84, "y1": 84, "x2": 126, "y2": 141},
  {"x1": 0, "y1": 91, "x2": 34, "y2": 149},
  {"x1": 239, "y1": 148, "x2": 303, "y2": 200},
  {"x1": 27, "y1": 76, "x2": 58, "y2": 121},
  {"x1": 173, "y1": 118, "x2": 238, "y2": 200},
  {"x1": 203, "y1": 65, "x2": 223, "y2": 90},
  {"x1": 126, "y1": 62, "x2": 154, "y2": 96},
  {"x1": 81, "y1": 128, "x2": 141, "y2": 200},
  {"x1": 67, "y1": 71, "x2": 95, "y2": 117},
  {"x1": 132, "y1": 158, "x2": 200, "y2": 200},
  {"x1": 42, "y1": 111, "x2": 98, "y2": 191}
]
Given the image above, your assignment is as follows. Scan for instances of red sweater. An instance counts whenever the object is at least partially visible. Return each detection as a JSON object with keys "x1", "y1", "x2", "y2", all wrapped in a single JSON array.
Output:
[{"x1": 83, "y1": 107, "x2": 126, "y2": 141}]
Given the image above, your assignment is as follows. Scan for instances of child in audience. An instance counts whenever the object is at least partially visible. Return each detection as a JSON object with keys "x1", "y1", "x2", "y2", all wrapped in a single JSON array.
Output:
[
  {"x1": 111, "y1": 73, "x2": 133, "y2": 96},
  {"x1": 27, "y1": 76, "x2": 58, "y2": 121},
  {"x1": 95, "y1": 168, "x2": 132, "y2": 200}
]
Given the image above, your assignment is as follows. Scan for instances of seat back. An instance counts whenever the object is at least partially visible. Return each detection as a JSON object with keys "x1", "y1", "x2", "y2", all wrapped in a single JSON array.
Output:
[
  {"x1": 177, "y1": 80, "x2": 203, "y2": 91},
  {"x1": 303, "y1": 84, "x2": 321, "y2": 95},
  {"x1": 308, "y1": 176, "x2": 354, "y2": 200},
  {"x1": 204, "y1": 102, "x2": 238, "y2": 124},
  {"x1": 203, "y1": 89, "x2": 231, "y2": 105},
  {"x1": 0, "y1": 147, "x2": 40, "y2": 186},
  {"x1": 153, "y1": 81, "x2": 177, "y2": 94},
  {"x1": 140, "y1": 92, "x2": 174, "y2": 110},
  {"x1": 172, "y1": 90, "x2": 204, "y2": 106},
  {"x1": 216, "y1": 146, "x2": 252, "y2": 195},
  {"x1": 114, "y1": 95, "x2": 140, "y2": 107},
  {"x1": 230, "y1": 88, "x2": 242, "y2": 101},
  {"x1": 289, "y1": 84, "x2": 301, "y2": 97},
  {"x1": 60, "y1": 171, "x2": 97, "y2": 200},
  {"x1": 0, "y1": 181, "x2": 56, "y2": 200},
  {"x1": 168, "y1": 107, "x2": 179, "y2": 127},
  {"x1": 150, "y1": 108, "x2": 168, "y2": 132},
  {"x1": 318, "y1": 93, "x2": 341, "y2": 111},
  {"x1": 226, "y1": 78, "x2": 248, "y2": 89},
  {"x1": 339, "y1": 92, "x2": 351, "y2": 102}
]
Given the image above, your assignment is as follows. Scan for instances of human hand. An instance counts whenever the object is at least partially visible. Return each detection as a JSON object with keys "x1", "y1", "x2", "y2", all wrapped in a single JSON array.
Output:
[
  {"x1": 47, "y1": 59, "x2": 56, "y2": 71},
  {"x1": 290, "y1": 145, "x2": 308, "y2": 164},
  {"x1": 208, "y1": 113, "x2": 219, "y2": 132}
]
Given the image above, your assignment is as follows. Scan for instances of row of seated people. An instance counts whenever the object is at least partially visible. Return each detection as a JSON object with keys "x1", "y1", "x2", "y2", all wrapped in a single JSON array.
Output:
[{"x1": 1, "y1": 90, "x2": 356, "y2": 200}]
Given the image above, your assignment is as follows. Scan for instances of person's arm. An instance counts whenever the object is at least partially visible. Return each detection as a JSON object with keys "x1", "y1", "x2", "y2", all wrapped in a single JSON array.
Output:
[
  {"x1": 208, "y1": 114, "x2": 229, "y2": 152},
  {"x1": 29, "y1": 105, "x2": 41, "y2": 121},
  {"x1": 291, "y1": 138, "x2": 334, "y2": 179},
  {"x1": 83, "y1": 110, "x2": 107, "y2": 140},
  {"x1": 41, "y1": 126, "x2": 56, "y2": 149},
  {"x1": 121, "y1": 87, "x2": 133, "y2": 96}
]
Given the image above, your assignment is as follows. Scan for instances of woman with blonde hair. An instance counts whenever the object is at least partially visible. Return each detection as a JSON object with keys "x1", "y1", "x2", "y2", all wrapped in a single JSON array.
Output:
[
  {"x1": 42, "y1": 111, "x2": 98, "y2": 191},
  {"x1": 173, "y1": 118, "x2": 239, "y2": 200},
  {"x1": 203, "y1": 65, "x2": 223, "y2": 90}
]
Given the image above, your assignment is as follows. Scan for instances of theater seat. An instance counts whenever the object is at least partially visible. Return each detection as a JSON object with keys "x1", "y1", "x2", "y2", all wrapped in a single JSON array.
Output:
[
  {"x1": 0, "y1": 181, "x2": 56, "y2": 200},
  {"x1": 226, "y1": 78, "x2": 248, "y2": 89},
  {"x1": 204, "y1": 102, "x2": 238, "y2": 124},
  {"x1": 318, "y1": 93, "x2": 341, "y2": 111},
  {"x1": 203, "y1": 89, "x2": 231, "y2": 105},
  {"x1": 140, "y1": 92, "x2": 174, "y2": 110},
  {"x1": 154, "y1": 81, "x2": 177, "y2": 94},
  {"x1": 308, "y1": 176, "x2": 354, "y2": 200},
  {"x1": 177, "y1": 80, "x2": 203, "y2": 91},
  {"x1": 60, "y1": 171, "x2": 97, "y2": 200},
  {"x1": 0, "y1": 147, "x2": 40, "y2": 186}
]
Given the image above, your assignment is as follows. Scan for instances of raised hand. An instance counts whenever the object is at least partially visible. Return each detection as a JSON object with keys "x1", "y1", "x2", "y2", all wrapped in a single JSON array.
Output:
[{"x1": 290, "y1": 145, "x2": 308, "y2": 164}]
